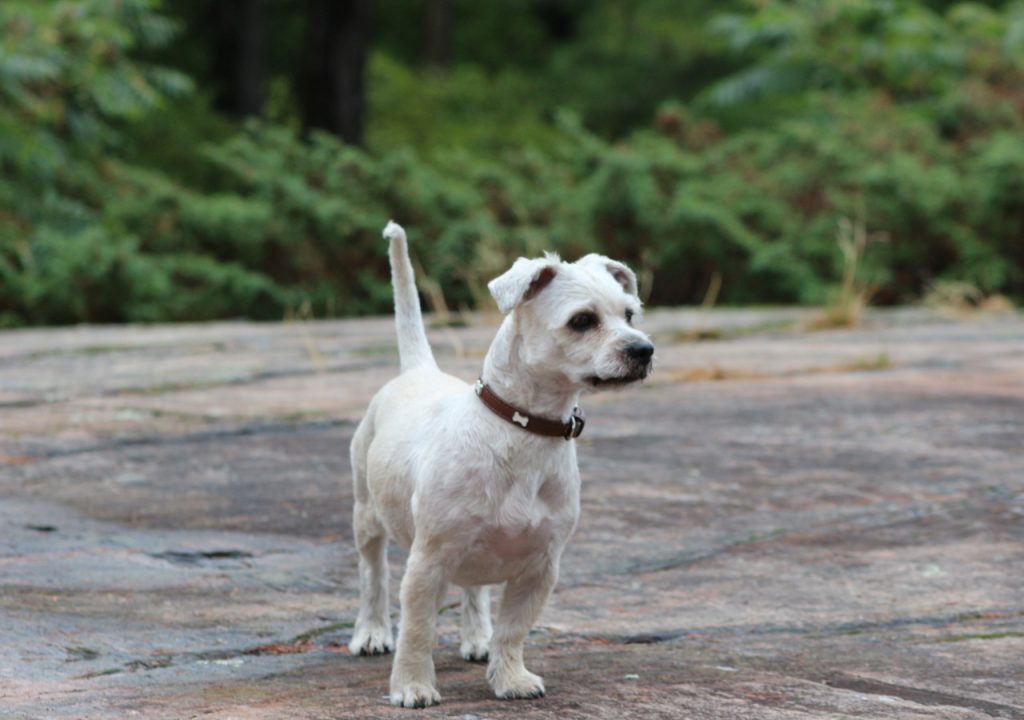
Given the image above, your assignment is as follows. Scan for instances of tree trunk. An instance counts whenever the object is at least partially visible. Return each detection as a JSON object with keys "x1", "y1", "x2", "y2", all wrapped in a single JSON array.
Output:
[
  {"x1": 301, "y1": 0, "x2": 371, "y2": 146},
  {"x1": 424, "y1": 0, "x2": 452, "y2": 67},
  {"x1": 210, "y1": 0, "x2": 266, "y2": 117}
]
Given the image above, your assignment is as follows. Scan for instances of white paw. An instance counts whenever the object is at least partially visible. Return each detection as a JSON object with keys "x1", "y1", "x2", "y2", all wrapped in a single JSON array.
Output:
[
  {"x1": 348, "y1": 623, "x2": 394, "y2": 656},
  {"x1": 490, "y1": 669, "x2": 545, "y2": 700},
  {"x1": 390, "y1": 681, "x2": 441, "y2": 708},
  {"x1": 460, "y1": 637, "x2": 490, "y2": 662}
]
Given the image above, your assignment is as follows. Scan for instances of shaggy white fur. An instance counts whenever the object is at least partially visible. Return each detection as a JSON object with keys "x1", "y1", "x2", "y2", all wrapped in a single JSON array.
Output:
[{"x1": 348, "y1": 221, "x2": 653, "y2": 708}]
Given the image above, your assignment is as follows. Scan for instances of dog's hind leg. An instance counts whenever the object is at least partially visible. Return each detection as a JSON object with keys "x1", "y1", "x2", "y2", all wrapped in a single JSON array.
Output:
[
  {"x1": 348, "y1": 420, "x2": 394, "y2": 656},
  {"x1": 459, "y1": 585, "x2": 492, "y2": 662}
]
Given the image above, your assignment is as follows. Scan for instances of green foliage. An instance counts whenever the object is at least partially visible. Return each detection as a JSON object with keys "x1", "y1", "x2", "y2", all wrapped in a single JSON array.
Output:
[
  {"x1": 2, "y1": 0, "x2": 1023, "y2": 327},
  {"x1": 364, "y1": 54, "x2": 562, "y2": 155},
  {"x1": 542, "y1": 0, "x2": 745, "y2": 137},
  {"x1": 694, "y1": 0, "x2": 1024, "y2": 300},
  {"x1": 0, "y1": 0, "x2": 193, "y2": 323},
  {"x1": 704, "y1": 0, "x2": 1020, "y2": 108}
]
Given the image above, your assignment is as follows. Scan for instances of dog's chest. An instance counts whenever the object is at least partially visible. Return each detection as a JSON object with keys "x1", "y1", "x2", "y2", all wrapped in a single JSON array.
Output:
[
  {"x1": 457, "y1": 516, "x2": 559, "y2": 585},
  {"x1": 487, "y1": 479, "x2": 569, "y2": 553},
  {"x1": 481, "y1": 517, "x2": 554, "y2": 560},
  {"x1": 454, "y1": 473, "x2": 578, "y2": 585}
]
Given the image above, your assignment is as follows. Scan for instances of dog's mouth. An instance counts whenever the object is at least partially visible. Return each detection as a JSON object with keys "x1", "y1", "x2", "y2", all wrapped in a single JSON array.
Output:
[{"x1": 587, "y1": 371, "x2": 648, "y2": 388}]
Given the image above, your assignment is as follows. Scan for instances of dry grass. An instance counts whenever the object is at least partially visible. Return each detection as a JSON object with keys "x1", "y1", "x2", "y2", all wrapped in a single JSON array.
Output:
[
  {"x1": 684, "y1": 271, "x2": 723, "y2": 341},
  {"x1": 655, "y1": 365, "x2": 768, "y2": 384},
  {"x1": 808, "y1": 206, "x2": 884, "y2": 330},
  {"x1": 283, "y1": 299, "x2": 328, "y2": 372},
  {"x1": 924, "y1": 280, "x2": 1015, "y2": 318},
  {"x1": 652, "y1": 353, "x2": 893, "y2": 387}
]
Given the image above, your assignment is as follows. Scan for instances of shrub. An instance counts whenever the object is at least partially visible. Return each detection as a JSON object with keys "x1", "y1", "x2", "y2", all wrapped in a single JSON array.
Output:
[{"x1": 2, "y1": 0, "x2": 1022, "y2": 326}]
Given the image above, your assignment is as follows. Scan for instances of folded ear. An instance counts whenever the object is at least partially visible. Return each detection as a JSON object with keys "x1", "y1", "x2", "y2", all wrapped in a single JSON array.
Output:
[
  {"x1": 577, "y1": 254, "x2": 639, "y2": 298},
  {"x1": 487, "y1": 256, "x2": 559, "y2": 314}
]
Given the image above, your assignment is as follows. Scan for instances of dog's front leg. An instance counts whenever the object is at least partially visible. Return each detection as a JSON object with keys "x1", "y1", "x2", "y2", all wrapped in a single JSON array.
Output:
[
  {"x1": 389, "y1": 545, "x2": 449, "y2": 708},
  {"x1": 487, "y1": 560, "x2": 557, "y2": 700}
]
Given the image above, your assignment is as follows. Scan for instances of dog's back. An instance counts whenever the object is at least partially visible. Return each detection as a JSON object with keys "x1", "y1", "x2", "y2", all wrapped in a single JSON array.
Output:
[
  {"x1": 352, "y1": 223, "x2": 473, "y2": 545},
  {"x1": 353, "y1": 366, "x2": 468, "y2": 547}
]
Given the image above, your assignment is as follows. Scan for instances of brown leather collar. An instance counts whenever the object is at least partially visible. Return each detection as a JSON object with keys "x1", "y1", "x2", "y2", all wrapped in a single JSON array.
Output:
[{"x1": 474, "y1": 379, "x2": 585, "y2": 441}]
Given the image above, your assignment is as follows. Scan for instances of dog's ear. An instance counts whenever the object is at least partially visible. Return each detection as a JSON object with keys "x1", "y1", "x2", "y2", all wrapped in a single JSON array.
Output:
[
  {"x1": 577, "y1": 254, "x2": 639, "y2": 298},
  {"x1": 488, "y1": 256, "x2": 559, "y2": 314}
]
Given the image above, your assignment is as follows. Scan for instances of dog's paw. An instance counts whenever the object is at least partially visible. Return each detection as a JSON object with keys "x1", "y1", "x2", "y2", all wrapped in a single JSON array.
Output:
[
  {"x1": 390, "y1": 681, "x2": 441, "y2": 708},
  {"x1": 491, "y1": 670, "x2": 545, "y2": 700},
  {"x1": 460, "y1": 638, "x2": 489, "y2": 663},
  {"x1": 348, "y1": 623, "x2": 394, "y2": 656}
]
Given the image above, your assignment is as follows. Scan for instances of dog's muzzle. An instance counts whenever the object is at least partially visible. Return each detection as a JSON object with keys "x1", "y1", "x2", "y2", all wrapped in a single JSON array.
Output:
[{"x1": 588, "y1": 340, "x2": 655, "y2": 387}]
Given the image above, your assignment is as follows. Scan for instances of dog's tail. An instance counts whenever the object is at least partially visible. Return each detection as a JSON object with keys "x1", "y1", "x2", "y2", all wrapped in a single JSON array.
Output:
[{"x1": 384, "y1": 221, "x2": 438, "y2": 373}]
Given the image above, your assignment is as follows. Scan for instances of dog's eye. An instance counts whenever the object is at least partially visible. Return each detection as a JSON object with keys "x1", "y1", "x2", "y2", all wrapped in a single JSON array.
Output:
[
  {"x1": 568, "y1": 312, "x2": 598, "y2": 332},
  {"x1": 625, "y1": 309, "x2": 634, "y2": 324}
]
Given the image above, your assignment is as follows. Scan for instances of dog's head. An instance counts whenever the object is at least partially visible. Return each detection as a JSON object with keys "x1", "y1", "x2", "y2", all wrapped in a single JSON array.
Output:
[{"x1": 488, "y1": 252, "x2": 654, "y2": 391}]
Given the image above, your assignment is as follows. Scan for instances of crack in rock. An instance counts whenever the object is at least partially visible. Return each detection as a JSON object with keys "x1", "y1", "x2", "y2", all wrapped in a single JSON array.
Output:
[
  {"x1": 149, "y1": 550, "x2": 255, "y2": 566},
  {"x1": 822, "y1": 673, "x2": 1024, "y2": 719}
]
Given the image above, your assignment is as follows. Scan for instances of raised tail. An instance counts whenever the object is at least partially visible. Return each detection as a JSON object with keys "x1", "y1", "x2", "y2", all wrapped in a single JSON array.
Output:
[{"x1": 383, "y1": 221, "x2": 437, "y2": 373}]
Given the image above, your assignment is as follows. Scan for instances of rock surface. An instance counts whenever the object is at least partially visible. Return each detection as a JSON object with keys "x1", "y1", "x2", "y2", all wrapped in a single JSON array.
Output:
[{"x1": 1, "y1": 308, "x2": 1022, "y2": 719}]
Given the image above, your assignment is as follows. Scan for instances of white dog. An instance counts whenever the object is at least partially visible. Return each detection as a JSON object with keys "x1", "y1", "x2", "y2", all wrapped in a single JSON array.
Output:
[{"x1": 348, "y1": 221, "x2": 653, "y2": 708}]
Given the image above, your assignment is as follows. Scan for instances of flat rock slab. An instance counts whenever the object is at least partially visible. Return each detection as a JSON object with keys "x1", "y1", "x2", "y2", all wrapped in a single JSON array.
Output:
[{"x1": 1, "y1": 308, "x2": 1022, "y2": 719}]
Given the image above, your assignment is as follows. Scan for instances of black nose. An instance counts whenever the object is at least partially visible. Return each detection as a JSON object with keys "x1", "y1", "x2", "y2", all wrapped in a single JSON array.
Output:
[{"x1": 625, "y1": 341, "x2": 654, "y2": 363}]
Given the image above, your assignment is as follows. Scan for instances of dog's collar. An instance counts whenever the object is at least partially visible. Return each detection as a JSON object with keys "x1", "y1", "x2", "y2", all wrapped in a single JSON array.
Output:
[{"x1": 474, "y1": 379, "x2": 585, "y2": 441}]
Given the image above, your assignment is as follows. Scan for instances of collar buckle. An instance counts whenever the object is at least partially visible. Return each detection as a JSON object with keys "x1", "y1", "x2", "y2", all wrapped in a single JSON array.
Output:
[{"x1": 565, "y1": 407, "x2": 585, "y2": 440}]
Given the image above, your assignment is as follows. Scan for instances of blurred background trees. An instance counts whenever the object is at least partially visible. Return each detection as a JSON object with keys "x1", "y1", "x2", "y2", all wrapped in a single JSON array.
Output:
[{"x1": 1, "y1": 0, "x2": 1021, "y2": 326}]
